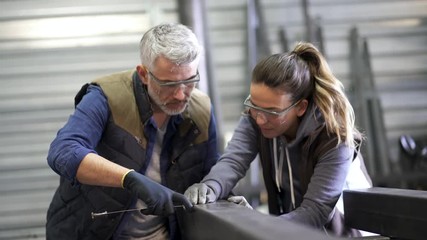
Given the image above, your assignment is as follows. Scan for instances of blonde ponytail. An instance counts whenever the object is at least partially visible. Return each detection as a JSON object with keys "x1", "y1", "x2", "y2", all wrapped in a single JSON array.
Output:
[{"x1": 293, "y1": 42, "x2": 359, "y2": 146}]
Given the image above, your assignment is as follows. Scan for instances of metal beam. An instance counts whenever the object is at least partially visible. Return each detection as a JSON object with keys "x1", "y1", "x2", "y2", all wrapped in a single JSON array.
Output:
[
  {"x1": 348, "y1": 27, "x2": 391, "y2": 179},
  {"x1": 176, "y1": 201, "x2": 342, "y2": 240},
  {"x1": 344, "y1": 187, "x2": 427, "y2": 240},
  {"x1": 177, "y1": 0, "x2": 225, "y2": 151}
]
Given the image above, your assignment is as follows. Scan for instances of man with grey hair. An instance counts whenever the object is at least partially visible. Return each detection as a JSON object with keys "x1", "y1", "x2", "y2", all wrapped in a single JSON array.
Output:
[{"x1": 46, "y1": 23, "x2": 220, "y2": 240}]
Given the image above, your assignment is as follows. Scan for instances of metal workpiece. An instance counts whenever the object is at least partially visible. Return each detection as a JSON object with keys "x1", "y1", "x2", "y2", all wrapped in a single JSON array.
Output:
[
  {"x1": 176, "y1": 200, "x2": 342, "y2": 240},
  {"x1": 344, "y1": 187, "x2": 427, "y2": 240}
]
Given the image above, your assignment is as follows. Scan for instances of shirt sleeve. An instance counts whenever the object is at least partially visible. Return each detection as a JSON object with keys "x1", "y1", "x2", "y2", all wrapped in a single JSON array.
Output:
[{"x1": 47, "y1": 85, "x2": 109, "y2": 184}]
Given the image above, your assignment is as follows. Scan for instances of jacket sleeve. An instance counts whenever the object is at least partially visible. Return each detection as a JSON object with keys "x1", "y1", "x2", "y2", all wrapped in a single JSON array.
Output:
[
  {"x1": 47, "y1": 85, "x2": 108, "y2": 184},
  {"x1": 281, "y1": 143, "x2": 353, "y2": 228},
  {"x1": 202, "y1": 116, "x2": 259, "y2": 199}
]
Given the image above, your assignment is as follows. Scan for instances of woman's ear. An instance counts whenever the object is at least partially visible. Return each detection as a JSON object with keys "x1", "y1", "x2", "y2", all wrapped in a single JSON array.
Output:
[
  {"x1": 136, "y1": 65, "x2": 148, "y2": 84},
  {"x1": 296, "y1": 99, "x2": 309, "y2": 117}
]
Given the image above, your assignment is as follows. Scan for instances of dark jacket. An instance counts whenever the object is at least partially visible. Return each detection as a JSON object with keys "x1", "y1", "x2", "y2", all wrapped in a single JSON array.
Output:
[{"x1": 46, "y1": 70, "x2": 218, "y2": 239}]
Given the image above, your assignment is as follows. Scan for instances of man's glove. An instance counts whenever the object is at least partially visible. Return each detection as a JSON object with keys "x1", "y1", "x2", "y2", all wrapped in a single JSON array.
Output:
[
  {"x1": 227, "y1": 196, "x2": 253, "y2": 210},
  {"x1": 123, "y1": 170, "x2": 192, "y2": 216},
  {"x1": 184, "y1": 183, "x2": 217, "y2": 205}
]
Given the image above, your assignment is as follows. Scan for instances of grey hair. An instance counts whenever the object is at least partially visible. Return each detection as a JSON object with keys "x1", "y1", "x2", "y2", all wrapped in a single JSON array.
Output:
[{"x1": 139, "y1": 23, "x2": 202, "y2": 69}]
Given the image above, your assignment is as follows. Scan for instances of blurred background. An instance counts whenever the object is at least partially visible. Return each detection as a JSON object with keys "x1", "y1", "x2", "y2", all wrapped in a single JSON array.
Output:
[{"x1": 1, "y1": 0, "x2": 426, "y2": 239}]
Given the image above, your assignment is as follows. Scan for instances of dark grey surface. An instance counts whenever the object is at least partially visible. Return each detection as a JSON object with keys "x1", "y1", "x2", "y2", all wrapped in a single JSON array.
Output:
[
  {"x1": 177, "y1": 200, "x2": 342, "y2": 240},
  {"x1": 344, "y1": 187, "x2": 427, "y2": 240}
]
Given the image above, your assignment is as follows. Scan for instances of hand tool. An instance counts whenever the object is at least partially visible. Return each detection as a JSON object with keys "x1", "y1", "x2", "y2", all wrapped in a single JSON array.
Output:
[{"x1": 91, "y1": 205, "x2": 187, "y2": 219}]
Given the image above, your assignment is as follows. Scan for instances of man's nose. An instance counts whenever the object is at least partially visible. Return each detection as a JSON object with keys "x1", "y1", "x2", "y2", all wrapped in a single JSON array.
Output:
[{"x1": 173, "y1": 85, "x2": 186, "y2": 100}]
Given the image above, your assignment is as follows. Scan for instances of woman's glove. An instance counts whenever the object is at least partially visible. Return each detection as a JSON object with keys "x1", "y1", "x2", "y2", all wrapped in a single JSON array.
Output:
[
  {"x1": 227, "y1": 195, "x2": 253, "y2": 210},
  {"x1": 184, "y1": 183, "x2": 217, "y2": 205},
  {"x1": 123, "y1": 170, "x2": 192, "y2": 216}
]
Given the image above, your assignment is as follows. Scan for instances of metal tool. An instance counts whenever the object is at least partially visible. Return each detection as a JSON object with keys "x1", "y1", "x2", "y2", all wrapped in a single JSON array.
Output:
[
  {"x1": 91, "y1": 205, "x2": 186, "y2": 219},
  {"x1": 91, "y1": 208, "x2": 146, "y2": 219}
]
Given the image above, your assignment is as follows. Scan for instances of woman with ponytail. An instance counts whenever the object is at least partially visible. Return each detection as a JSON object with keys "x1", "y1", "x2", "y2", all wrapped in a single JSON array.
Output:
[{"x1": 185, "y1": 42, "x2": 370, "y2": 237}]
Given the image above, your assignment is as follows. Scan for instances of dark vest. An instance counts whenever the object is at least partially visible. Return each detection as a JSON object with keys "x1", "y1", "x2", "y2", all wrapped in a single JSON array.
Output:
[{"x1": 46, "y1": 70, "x2": 213, "y2": 240}]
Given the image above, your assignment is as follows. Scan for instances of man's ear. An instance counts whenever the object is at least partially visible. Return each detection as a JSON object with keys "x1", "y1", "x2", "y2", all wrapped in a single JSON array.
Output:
[
  {"x1": 136, "y1": 65, "x2": 148, "y2": 84},
  {"x1": 296, "y1": 99, "x2": 308, "y2": 117}
]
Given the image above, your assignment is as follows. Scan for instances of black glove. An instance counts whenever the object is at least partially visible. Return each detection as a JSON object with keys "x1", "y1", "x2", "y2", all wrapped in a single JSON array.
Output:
[{"x1": 123, "y1": 170, "x2": 193, "y2": 216}]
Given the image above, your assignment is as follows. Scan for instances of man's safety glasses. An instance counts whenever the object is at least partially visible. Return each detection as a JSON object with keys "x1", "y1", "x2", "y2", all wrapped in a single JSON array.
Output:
[{"x1": 148, "y1": 71, "x2": 200, "y2": 93}]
